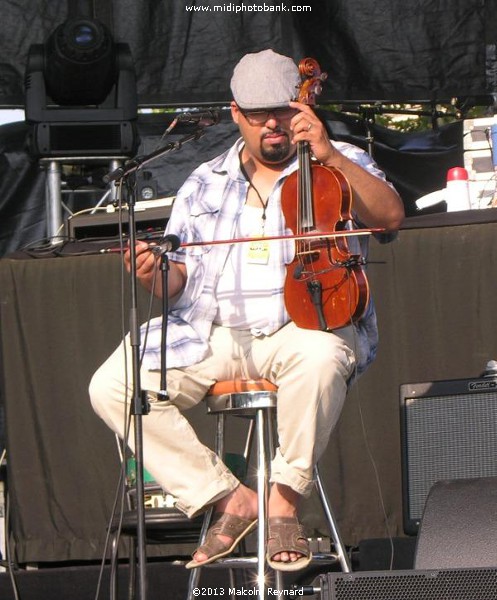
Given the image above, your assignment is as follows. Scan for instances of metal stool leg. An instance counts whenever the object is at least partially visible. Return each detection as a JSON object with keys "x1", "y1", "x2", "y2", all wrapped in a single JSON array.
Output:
[
  {"x1": 110, "y1": 529, "x2": 119, "y2": 600},
  {"x1": 186, "y1": 414, "x2": 226, "y2": 600},
  {"x1": 314, "y1": 465, "x2": 351, "y2": 573},
  {"x1": 186, "y1": 505, "x2": 213, "y2": 600},
  {"x1": 255, "y1": 407, "x2": 268, "y2": 597}
]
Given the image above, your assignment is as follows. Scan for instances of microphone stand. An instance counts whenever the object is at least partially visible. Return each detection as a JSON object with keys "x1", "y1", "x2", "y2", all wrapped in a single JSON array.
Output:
[
  {"x1": 158, "y1": 251, "x2": 171, "y2": 396},
  {"x1": 124, "y1": 175, "x2": 149, "y2": 600},
  {"x1": 109, "y1": 127, "x2": 207, "y2": 600}
]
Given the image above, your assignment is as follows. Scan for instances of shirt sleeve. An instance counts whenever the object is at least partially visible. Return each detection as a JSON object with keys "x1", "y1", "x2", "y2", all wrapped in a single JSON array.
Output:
[
  {"x1": 162, "y1": 178, "x2": 198, "y2": 264},
  {"x1": 331, "y1": 140, "x2": 398, "y2": 244}
]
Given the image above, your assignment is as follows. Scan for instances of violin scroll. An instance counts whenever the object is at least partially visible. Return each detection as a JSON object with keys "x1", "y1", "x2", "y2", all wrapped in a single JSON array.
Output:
[{"x1": 297, "y1": 58, "x2": 328, "y2": 106}]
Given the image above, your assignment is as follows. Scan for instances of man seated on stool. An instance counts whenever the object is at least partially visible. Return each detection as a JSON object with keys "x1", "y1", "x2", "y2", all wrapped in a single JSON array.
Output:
[{"x1": 89, "y1": 49, "x2": 404, "y2": 571}]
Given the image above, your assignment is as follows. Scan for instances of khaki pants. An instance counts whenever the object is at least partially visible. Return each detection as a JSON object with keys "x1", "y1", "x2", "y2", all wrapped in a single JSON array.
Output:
[{"x1": 89, "y1": 322, "x2": 356, "y2": 517}]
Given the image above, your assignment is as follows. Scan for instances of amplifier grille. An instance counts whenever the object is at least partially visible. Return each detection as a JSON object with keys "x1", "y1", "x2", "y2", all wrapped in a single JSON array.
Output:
[
  {"x1": 405, "y1": 392, "x2": 497, "y2": 520},
  {"x1": 400, "y1": 378, "x2": 497, "y2": 533},
  {"x1": 322, "y1": 568, "x2": 497, "y2": 600}
]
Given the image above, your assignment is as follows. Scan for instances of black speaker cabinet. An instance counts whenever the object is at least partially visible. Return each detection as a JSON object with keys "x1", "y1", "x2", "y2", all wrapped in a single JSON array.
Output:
[
  {"x1": 415, "y1": 477, "x2": 497, "y2": 569},
  {"x1": 317, "y1": 568, "x2": 497, "y2": 600},
  {"x1": 400, "y1": 376, "x2": 497, "y2": 534}
]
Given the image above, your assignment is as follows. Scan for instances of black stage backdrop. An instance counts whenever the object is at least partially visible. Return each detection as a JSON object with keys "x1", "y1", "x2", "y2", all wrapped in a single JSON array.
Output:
[
  {"x1": 0, "y1": 0, "x2": 494, "y2": 106},
  {"x1": 2, "y1": 214, "x2": 497, "y2": 564}
]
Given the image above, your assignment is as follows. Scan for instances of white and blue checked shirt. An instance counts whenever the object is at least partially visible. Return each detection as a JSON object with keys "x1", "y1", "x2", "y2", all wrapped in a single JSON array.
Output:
[{"x1": 141, "y1": 137, "x2": 395, "y2": 376}]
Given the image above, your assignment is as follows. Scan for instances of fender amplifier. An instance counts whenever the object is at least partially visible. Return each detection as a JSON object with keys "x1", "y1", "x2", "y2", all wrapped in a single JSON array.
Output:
[{"x1": 400, "y1": 373, "x2": 497, "y2": 534}]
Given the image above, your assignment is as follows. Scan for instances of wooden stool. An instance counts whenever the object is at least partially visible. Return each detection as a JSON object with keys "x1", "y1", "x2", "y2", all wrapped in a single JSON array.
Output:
[{"x1": 187, "y1": 379, "x2": 351, "y2": 599}]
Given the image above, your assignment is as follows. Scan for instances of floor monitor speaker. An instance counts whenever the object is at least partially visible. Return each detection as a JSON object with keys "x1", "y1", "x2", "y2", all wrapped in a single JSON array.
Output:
[
  {"x1": 317, "y1": 568, "x2": 497, "y2": 600},
  {"x1": 414, "y1": 477, "x2": 497, "y2": 569}
]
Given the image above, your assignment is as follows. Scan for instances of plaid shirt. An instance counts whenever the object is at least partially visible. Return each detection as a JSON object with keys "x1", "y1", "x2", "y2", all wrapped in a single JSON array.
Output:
[{"x1": 141, "y1": 137, "x2": 395, "y2": 376}]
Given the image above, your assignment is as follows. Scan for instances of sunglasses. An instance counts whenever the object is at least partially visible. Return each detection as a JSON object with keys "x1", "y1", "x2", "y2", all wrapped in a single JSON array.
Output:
[{"x1": 239, "y1": 107, "x2": 299, "y2": 125}]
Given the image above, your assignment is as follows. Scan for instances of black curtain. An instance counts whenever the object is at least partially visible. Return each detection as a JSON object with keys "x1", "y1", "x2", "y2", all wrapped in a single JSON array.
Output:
[
  {"x1": 321, "y1": 110, "x2": 464, "y2": 217},
  {"x1": 0, "y1": 122, "x2": 46, "y2": 257},
  {"x1": 293, "y1": 0, "x2": 490, "y2": 102},
  {"x1": 0, "y1": 0, "x2": 493, "y2": 107}
]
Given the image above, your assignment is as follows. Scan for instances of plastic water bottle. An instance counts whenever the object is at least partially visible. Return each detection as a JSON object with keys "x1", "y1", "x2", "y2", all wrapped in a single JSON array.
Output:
[{"x1": 445, "y1": 167, "x2": 471, "y2": 212}]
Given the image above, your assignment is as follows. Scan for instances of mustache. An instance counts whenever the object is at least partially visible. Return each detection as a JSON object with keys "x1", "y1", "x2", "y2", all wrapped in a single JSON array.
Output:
[{"x1": 262, "y1": 129, "x2": 288, "y2": 140}]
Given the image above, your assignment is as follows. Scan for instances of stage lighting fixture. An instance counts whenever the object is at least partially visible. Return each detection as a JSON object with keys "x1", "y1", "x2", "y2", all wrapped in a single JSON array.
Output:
[{"x1": 24, "y1": 17, "x2": 139, "y2": 157}]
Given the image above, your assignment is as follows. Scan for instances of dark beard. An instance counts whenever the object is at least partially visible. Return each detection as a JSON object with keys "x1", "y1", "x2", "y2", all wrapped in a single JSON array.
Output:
[{"x1": 261, "y1": 136, "x2": 291, "y2": 163}]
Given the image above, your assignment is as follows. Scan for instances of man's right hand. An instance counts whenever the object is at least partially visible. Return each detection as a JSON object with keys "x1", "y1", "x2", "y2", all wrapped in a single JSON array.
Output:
[
  {"x1": 123, "y1": 240, "x2": 187, "y2": 299},
  {"x1": 123, "y1": 241, "x2": 160, "y2": 293}
]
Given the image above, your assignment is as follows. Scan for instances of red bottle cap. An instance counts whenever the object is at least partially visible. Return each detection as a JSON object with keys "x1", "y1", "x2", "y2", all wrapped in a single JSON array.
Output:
[{"x1": 447, "y1": 167, "x2": 468, "y2": 181}]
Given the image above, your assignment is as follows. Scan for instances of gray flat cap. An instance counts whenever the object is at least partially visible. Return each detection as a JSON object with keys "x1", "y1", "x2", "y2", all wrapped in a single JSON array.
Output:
[{"x1": 230, "y1": 49, "x2": 300, "y2": 110}]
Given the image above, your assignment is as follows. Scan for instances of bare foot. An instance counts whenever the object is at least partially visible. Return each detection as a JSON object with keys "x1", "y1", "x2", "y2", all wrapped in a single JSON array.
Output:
[
  {"x1": 268, "y1": 483, "x2": 304, "y2": 565},
  {"x1": 192, "y1": 483, "x2": 258, "y2": 564}
]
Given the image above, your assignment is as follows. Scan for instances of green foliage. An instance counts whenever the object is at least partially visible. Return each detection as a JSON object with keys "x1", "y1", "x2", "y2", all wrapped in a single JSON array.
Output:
[{"x1": 324, "y1": 103, "x2": 493, "y2": 132}]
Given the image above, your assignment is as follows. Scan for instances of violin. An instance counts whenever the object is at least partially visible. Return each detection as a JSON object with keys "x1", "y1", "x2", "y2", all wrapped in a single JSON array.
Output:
[{"x1": 280, "y1": 58, "x2": 369, "y2": 331}]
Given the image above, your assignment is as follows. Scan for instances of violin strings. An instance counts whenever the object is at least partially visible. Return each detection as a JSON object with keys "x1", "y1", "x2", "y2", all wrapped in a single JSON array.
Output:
[{"x1": 297, "y1": 141, "x2": 315, "y2": 273}]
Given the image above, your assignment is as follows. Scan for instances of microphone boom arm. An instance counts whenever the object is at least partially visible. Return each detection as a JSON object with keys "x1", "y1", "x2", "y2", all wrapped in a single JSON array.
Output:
[{"x1": 104, "y1": 129, "x2": 207, "y2": 183}]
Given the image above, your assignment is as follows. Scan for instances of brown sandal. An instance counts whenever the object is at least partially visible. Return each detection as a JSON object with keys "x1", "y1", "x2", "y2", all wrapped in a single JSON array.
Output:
[
  {"x1": 266, "y1": 516, "x2": 312, "y2": 572},
  {"x1": 185, "y1": 512, "x2": 257, "y2": 569}
]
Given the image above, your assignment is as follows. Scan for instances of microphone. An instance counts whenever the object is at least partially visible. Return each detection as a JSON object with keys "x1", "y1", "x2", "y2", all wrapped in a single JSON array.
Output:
[
  {"x1": 150, "y1": 234, "x2": 181, "y2": 254},
  {"x1": 176, "y1": 109, "x2": 221, "y2": 127},
  {"x1": 103, "y1": 159, "x2": 140, "y2": 183}
]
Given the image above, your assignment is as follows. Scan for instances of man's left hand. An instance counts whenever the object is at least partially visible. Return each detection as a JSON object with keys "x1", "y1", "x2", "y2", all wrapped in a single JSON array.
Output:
[{"x1": 289, "y1": 100, "x2": 339, "y2": 167}]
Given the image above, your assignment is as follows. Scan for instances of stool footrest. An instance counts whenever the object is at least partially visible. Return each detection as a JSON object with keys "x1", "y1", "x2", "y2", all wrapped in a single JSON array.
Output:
[{"x1": 195, "y1": 552, "x2": 340, "y2": 569}]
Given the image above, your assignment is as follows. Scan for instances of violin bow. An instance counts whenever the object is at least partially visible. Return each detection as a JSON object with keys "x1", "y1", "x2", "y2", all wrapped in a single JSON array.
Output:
[{"x1": 180, "y1": 227, "x2": 384, "y2": 248}]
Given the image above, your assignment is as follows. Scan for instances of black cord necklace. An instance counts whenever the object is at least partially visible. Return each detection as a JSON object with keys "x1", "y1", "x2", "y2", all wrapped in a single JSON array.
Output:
[{"x1": 239, "y1": 159, "x2": 269, "y2": 231}]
